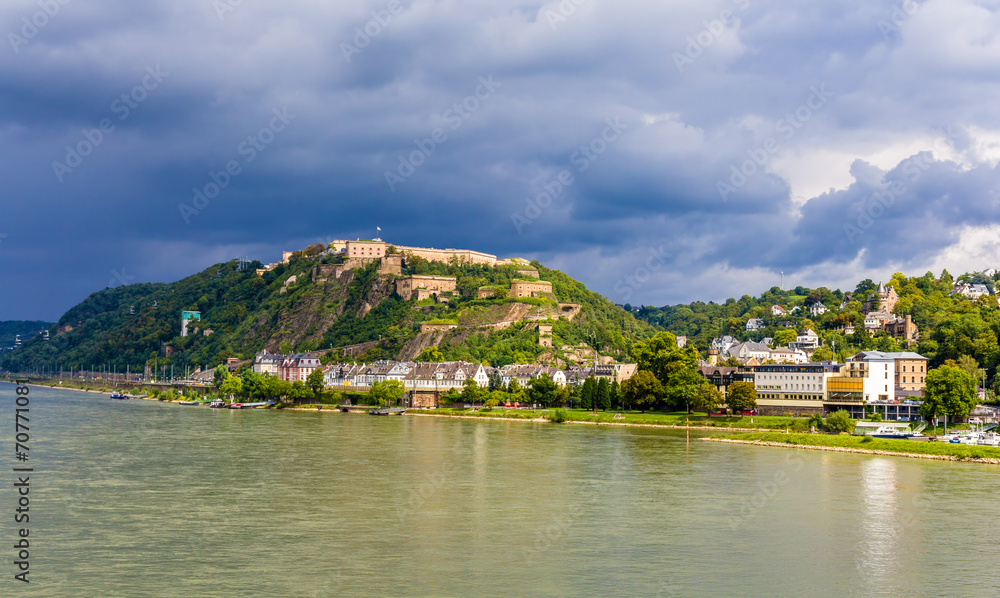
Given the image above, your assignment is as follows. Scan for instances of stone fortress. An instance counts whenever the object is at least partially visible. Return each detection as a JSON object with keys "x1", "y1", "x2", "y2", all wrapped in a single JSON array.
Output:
[{"x1": 276, "y1": 238, "x2": 565, "y2": 305}]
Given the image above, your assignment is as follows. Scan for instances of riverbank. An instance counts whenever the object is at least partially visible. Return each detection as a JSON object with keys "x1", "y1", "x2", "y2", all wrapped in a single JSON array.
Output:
[
  {"x1": 705, "y1": 432, "x2": 1000, "y2": 464},
  {"x1": 406, "y1": 408, "x2": 786, "y2": 432}
]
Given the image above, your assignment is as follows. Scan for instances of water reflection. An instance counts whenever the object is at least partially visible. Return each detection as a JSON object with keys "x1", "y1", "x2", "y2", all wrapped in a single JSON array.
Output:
[{"x1": 858, "y1": 458, "x2": 900, "y2": 592}]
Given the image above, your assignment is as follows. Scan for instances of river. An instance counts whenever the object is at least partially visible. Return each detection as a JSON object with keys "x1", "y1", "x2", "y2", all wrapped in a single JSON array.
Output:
[{"x1": 1, "y1": 383, "x2": 998, "y2": 597}]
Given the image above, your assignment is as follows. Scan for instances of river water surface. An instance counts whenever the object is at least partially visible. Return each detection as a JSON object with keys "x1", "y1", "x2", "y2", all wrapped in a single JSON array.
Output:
[{"x1": 2, "y1": 383, "x2": 999, "y2": 597}]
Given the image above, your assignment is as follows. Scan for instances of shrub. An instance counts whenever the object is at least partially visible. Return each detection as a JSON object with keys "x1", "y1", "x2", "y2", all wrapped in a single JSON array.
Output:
[
  {"x1": 826, "y1": 410, "x2": 855, "y2": 434},
  {"x1": 807, "y1": 414, "x2": 825, "y2": 430},
  {"x1": 547, "y1": 408, "x2": 568, "y2": 423}
]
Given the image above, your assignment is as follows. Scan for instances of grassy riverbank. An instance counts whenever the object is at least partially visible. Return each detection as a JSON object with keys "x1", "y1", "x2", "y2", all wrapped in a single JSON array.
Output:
[
  {"x1": 710, "y1": 432, "x2": 1000, "y2": 461},
  {"x1": 413, "y1": 408, "x2": 812, "y2": 431}
]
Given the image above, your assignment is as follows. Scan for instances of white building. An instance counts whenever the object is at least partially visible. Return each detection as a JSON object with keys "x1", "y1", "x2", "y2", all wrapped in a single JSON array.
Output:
[
  {"x1": 810, "y1": 302, "x2": 828, "y2": 316},
  {"x1": 790, "y1": 328, "x2": 820, "y2": 350},
  {"x1": 252, "y1": 351, "x2": 281, "y2": 376},
  {"x1": 728, "y1": 341, "x2": 771, "y2": 362},
  {"x1": 746, "y1": 318, "x2": 765, "y2": 332},
  {"x1": 847, "y1": 351, "x2": 896, "y2": 403},
  {"x1": 771, "y1": 305, "x2": 788, "y2": 316},
  {"x1": 951, "y1": 283, "x2": 991, "y2": 299}
]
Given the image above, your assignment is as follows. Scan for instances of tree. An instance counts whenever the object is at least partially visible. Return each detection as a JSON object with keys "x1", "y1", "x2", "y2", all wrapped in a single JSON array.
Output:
[
  {"x1": 219, "y1": 373, "x2": 242, "y2": 400},
  {"x1": 919, "y1": 365, "x2": 977, "y2": 422},
  {"x1": 487, "y1": 370, "x2": 503, "y2": 392},
  {"x1": 596, "y1": 378, "x2": 611, "y2": 411},
  {"x1": 507, "y1": 378, "x2": 525, "y2": 403},
  {"x1": 288, "y1": 380, "x2": 311, "y2": 403},
  {"x1": 213, "y1": 364, "x2": 229, "y2": 390},
  {"x1": 461, "y1": 379, "x2": 484, "y2": 404},
  {"x1": 811, "y1": 346, "x2": 833, "y2": 362},
  {"x1": 691, "y1": 383, "x2": 724, "y2": 414},
  {"x1": 954, "y1": 355, "x2": 981, "y2": 382},
  {"x1": 773, "y1": 329, "x2": 797, "y2": 346},
  {"x1": 579, "y1": 376, "x2": 596, "y2": 410},
  {"x1": 609, "y1": 380, "x2": 622, "y2": 410},
  {"x1": 528, "y1": 374, "x2": 558, "y2": 407},
  {"x1": 306, "y1": 367, "x2": 326, "y2": 399},
  {"x1": 825, "y1": 410, "x2": 855, "y2": 434},
  {"x1": 370, "y1": 379, "x2": 406, "y2": 407},
  {"x1": 417, "y1": 346, "x2": 445, "y2": 363},
  {"x1": 855, "y1": 279, "x2": 877, "y2": 297},
  {"x1": 632, "y1": 332, "x2": 700, "y2": 386},
  {"x1": 622, "y1": 370, "x2": 664, "y2": 412},
  {"x1": 726, "y1": 381, "x2": 757, "y2": 414},
  {"x1": 664, "y1": 367, "x2": 707, "y2": 412}
]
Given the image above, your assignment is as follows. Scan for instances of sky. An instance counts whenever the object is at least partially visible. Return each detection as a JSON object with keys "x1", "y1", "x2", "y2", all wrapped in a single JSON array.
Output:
[{"x1": 2, "y1": 0, "x2": 1000, "y2": 320}]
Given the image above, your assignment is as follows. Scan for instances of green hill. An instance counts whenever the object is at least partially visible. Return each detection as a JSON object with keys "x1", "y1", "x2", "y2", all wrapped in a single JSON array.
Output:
[{"x1": 1, "y1": 251, "x2": 653, "y2": 373}]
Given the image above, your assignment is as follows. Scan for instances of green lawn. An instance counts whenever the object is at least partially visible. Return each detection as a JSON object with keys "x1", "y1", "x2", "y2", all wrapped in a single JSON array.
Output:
[
  {"x1": 420, "y1": 408, "x2": 811, "y2": 430},
  {"x1": 719, "y1": 432, "x2": 1000, "y2": 460}
]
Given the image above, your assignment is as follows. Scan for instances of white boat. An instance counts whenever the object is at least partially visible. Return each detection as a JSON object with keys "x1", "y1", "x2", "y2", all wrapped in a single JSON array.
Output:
[{"x1": 866, "y1": 425, "x2": 914, "y2": 439}]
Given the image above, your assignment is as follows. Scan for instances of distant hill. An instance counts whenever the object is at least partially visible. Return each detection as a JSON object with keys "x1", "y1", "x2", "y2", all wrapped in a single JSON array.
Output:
[
  {"x1": 1, "y1": 251, "x2": 653, "y2": 373},
  {"x1": 0, "y1": 321, "x2": 53, "y2": 351}
]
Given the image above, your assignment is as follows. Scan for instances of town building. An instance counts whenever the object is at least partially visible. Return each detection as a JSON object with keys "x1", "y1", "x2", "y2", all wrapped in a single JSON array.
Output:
[
  {"x1": 810, "y1": 302, "x2": 828, "y2": 316},
  {"x1": 746, "y1": 318, "x2": 765, "y2": 332},
  {"x1": 499, "y1": 364, "x2": 567, "y2": 387},
  {"x1": 951, "y1": 283, "x2": 991, "y2": 299},
  {"x1": 698, "y1": 365, "x2": 754, "y2": 396},
  {"x1": 853, "y1": 350, "x2": 927, "y2": 393},
  {"x1": 279, "y1": 354, "x2": 321, "y2": 383},
  {"x1": 845, "y1": 352, "x2": 896, "y2": 403},
  {"x1": 727, "y1": 341, "x2": 771, "y2": 362},
  {"x1": 771, "y1": 305, "x2": 788, "y2": 316},
  {"x1": 252, "y1": 351, "x2": 282, "y2": 376},
  {"x1": 754, "y1": 363, "x2": 841, "y2": 416},
  {"x1": 865, "y1": 282, "x2": 898, "y2": 314},
  {"x1": 789, "y1": 328, "x2": 820, "y2": 351}
]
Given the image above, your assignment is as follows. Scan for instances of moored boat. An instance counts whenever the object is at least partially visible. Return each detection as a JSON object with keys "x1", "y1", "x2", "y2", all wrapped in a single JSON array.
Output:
[
  {"x1": 209, "y1": 399, "x2": 226, "y2": 408},
  {"x1": 178, "y1": 400, "x2": 199, "y2": 406},
  {"x1": 867, "y1": 425, "x2": 914, "y2": 439},
  {"x1": 110, "y1": 391, "x2": 131, "y2": 400}
]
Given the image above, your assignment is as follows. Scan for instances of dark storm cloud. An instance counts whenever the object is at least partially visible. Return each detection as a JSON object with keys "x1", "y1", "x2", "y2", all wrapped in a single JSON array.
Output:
[{"x1": 2, "y1": 0, "x2": 1000, "y2": 318}]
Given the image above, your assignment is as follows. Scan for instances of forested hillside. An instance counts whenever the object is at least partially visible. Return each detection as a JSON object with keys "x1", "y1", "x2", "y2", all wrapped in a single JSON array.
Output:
[{"x1": 1, "y1": 250, "x2": 653, "y2": 373}]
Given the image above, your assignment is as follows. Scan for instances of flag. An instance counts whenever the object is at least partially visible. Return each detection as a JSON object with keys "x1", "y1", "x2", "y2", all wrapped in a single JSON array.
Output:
[{"x1": 377, "y1": 226, "x2": 381, "y2": 231}]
